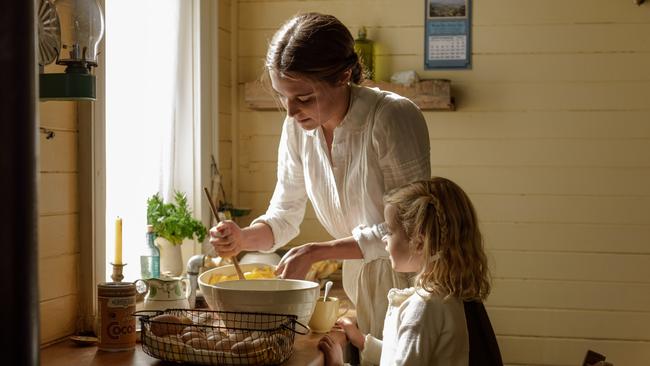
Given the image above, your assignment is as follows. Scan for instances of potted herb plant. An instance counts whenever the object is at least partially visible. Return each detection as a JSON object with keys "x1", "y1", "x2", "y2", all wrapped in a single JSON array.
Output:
[{"x1": 147, "y1": 191, "x2": 207, "y2": 276}]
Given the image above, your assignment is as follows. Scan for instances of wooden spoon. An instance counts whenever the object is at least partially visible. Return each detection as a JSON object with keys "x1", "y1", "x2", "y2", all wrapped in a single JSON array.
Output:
[{"x1": 203, "y1": 187, "x2": 246, "y2": 281}]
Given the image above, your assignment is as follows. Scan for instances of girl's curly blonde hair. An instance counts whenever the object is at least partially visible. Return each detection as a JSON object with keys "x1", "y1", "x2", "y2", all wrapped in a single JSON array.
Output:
[{"x1": 384, "y1": 177, "x2": 490, "y2": 301}]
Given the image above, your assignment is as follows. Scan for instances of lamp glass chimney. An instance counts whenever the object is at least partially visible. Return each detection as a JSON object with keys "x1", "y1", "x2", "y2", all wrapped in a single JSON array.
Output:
[{"x1": 56, "y1": 0, "x2": 104, "y2": 69}]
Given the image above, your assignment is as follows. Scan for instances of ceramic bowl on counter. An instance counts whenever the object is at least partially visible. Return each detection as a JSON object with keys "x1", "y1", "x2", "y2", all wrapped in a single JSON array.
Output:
[{"x1": 198, "y1": 263, "x2": 320, "y2": 327}]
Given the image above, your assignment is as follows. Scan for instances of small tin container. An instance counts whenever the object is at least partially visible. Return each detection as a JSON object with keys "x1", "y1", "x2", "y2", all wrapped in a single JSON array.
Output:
[{"x1": 97, "y1": 282, "x2": 136, "y2": 351}]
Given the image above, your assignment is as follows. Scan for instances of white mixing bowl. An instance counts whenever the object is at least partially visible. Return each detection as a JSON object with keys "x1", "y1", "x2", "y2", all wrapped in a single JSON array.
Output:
[{"x1": 198, "y1": 264, "x2": 320, "y2": 327}]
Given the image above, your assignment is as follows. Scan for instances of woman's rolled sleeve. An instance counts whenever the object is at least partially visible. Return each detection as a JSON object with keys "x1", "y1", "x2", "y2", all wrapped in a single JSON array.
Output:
[{"x1": 352, "y1": 224, "x2": 388, "y2": 263}]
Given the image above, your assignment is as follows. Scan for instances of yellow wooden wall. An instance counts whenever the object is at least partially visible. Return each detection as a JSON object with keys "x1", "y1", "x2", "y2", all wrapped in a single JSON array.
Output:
[
  {"x1": 218, "y1": 0, "x2": 234, "y2": 200},
  {"x1": 230, "y1": 0, "x2": 650, "y2": 365},
  {"x1": 38, "y1": 65, "x2": 80, "y2": 345}
]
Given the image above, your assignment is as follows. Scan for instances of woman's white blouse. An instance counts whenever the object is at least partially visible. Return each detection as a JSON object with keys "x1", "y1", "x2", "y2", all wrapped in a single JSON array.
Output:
[{"x1": 251, "y1": 84, "x2": 430, "y2": 333}]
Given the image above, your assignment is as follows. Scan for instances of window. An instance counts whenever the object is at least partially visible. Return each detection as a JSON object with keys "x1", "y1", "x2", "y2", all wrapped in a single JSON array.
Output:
[{"x1": 104, "y1": 0, "x2": 206, "y2": 281}]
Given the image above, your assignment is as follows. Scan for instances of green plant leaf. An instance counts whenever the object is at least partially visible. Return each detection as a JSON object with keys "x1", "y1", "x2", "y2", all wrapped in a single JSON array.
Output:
[{"x1": 146, "y1": 191, "x2": 207, "y2": 245}]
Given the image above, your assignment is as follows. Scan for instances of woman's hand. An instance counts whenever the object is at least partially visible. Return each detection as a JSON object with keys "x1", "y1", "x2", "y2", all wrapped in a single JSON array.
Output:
[
  {"x1": 275, "y1": 244, "x2": 316, "y2": 279},
  {"x1": 318, "y1": 335, "x2": 344, "y2": 366},
  {"x1": 209, "y1": 220, "x2": 244, "y2": 258},
  {"x1": 336, "y1": 317, "x2": 364, "y2": 350}
]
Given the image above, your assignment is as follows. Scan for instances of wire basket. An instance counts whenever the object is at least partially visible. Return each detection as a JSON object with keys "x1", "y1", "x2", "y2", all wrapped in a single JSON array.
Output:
[{"x1": 136, "y1": 309, "x2": 308, "y2": 365}]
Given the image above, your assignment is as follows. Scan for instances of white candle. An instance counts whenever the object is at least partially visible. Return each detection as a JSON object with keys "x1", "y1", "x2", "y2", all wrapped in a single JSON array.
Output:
[{"x1": 115, "y1": 217, "x2": 122, "y2": 265}]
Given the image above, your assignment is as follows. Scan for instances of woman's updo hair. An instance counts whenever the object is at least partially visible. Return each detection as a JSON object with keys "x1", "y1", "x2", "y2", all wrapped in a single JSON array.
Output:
[{"x1": 265, "y1": 12, "x2": 364, "y2": 85}]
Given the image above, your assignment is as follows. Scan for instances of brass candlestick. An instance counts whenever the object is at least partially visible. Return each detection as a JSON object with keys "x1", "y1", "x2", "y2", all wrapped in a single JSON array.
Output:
[{"x1": 110, "y1": 263, "x2": 126, "y2": 282}]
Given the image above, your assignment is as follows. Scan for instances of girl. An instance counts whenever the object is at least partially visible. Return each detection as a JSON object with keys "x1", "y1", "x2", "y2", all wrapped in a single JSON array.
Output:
[
  {"x1": 210, "y1": 12, "x2": 430, "y2": 341},
  {"x1": 319, "y1": 177, "x2": 492, "y2": 365}
]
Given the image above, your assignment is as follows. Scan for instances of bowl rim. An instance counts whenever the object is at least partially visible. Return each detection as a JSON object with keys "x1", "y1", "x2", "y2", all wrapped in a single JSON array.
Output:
[
  {"x1": 198, "y1": 262, "x2": 275, "y2": 284},
  {"x1": 201, "y1": 278, "x2": 320, "y2": 292}
]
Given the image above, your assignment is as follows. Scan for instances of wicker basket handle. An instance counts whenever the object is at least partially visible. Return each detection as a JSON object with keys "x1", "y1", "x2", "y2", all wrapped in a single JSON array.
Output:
[
  {"x1": 132, "y1": 309, "x2": 164, "y2": 319},
  {"x1": 284, "y1": 319, "x2": 310, "y2": 335}
]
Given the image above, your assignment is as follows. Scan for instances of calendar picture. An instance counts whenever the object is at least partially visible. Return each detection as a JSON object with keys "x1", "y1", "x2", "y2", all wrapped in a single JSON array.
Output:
[
  {"x1": 428, "y1": 0, "x2": 467, "y2": 18},
  {"x1": 424, "y1": 0, "x2": 471, "y2": 69}
]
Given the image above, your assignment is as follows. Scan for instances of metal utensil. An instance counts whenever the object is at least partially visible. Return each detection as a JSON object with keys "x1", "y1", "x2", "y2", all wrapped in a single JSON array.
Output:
[
  {"x1": 323, "y1": 280, "x2": 333, "y2": 302},
  {"x1": 203, "y1": 187, "x2": 246, "y2": 281}
]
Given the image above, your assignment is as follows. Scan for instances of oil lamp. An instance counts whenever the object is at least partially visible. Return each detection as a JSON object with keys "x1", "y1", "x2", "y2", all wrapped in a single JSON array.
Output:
[{"x1": 39, "y1": 0, "x2": 104, "y2": 101}]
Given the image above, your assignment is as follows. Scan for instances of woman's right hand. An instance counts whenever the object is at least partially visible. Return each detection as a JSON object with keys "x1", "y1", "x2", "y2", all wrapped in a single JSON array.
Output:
[
  {"x1": 209, "y1": 220, "x2": 244, "y2": 258},
  {"x1": 275, "y1": 244, "x2": 316, "y2": 280}
]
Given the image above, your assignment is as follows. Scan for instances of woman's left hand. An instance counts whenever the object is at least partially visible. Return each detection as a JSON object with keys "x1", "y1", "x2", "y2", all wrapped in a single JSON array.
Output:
[{"x1": 275, "y1": 244, "x2": 316, "y2": 279}]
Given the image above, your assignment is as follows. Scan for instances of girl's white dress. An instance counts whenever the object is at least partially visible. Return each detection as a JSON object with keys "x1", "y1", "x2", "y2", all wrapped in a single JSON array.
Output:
[
  {"x1": 251, "y1": 84, "x2": 431, "y2": 338},
  {"x1": 361, "y1": 287, "x2": 469, "y2": 366}
]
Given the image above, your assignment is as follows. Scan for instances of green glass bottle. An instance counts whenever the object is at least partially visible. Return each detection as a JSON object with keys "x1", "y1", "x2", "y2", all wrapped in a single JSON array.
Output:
[{"x1": 354, "y1": 26, "x2": 375, "y2": 81}]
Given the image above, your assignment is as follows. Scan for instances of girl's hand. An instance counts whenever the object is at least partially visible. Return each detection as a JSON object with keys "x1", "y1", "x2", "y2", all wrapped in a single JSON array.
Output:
[
  {"x1": 336, "y1": 317, "x2": 365, "y2": 350},
  {"x1": 318, "y1": 335, "x2": 344, "y2": 366},
  {"x1": 275, "y1": 244, "x2": 315, "y2": 279},
  {"x1": 209, "y1": 220, "x2": 244, "y2": 258}
]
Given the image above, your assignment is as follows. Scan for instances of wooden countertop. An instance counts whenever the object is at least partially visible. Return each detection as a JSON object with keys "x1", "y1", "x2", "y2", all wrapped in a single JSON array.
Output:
[
  {"x1": 41, "y1": 284, "x2": 355, "y2": 366},
  {"x1": 40, "y1": 330, "x2": 348, "y2": 366}
]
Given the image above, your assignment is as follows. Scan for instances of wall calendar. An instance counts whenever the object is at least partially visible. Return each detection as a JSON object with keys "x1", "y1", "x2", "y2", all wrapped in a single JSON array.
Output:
[{"x1": 424, "y1": 0, "x2": 472, "y2": 69}]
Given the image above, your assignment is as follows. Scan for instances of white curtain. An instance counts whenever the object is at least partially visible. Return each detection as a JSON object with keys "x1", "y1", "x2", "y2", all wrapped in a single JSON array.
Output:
[
  {"x1": 105, "y1": 0, "x2": 197, "y2": 281},
  {"x1": 160, "y1": 0, "x2": 194, "y2": 203}
]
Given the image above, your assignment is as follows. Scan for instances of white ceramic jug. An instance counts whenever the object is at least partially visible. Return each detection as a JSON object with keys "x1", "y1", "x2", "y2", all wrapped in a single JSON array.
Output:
[{"x1": 135, "y1": 277, "x2": 190, "y2": 311}]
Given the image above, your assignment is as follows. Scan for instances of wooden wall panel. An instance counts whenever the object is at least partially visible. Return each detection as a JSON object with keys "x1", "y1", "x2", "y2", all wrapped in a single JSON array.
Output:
[
  {"x1": 232, "y1": 1, "x2": 650, "y2": 364},
  {"x1": 218, "y1": 0, "x2": 233, "y2": 210},
  {"x1": 38, "y1": 173, "x2": 78, "y2": 216},
  {"x1": 219, "y1": 28, "x2": 231, "y2": 66},
  {"x1": 39, "y1": 254, "x2": 79, "y2": 301},
  {"x1": 489, "y1": 250, "x2": 650, "y2": 283},
  {"x1": 39, "y1": 215, "x2": 79, "y2": 259},
  {"x1": 489, "y1": 279, "x2": 650, "y2": 312},
  {"x1": 39, "y1": 295, "x2": 78, "y2": 346},
  {"x1": 497, "y1": 336, "x2": 650, "y2": 366},
  {"x1": 473, "y1": 195, "x2": 650, "y2": 225},
  {"x1": 40, "y1": 131, "x2": 77, "y2": 173},
  {"x1": 482, "y1": 222, "x2": 650, "y2": 254},
  {"x1": 219, "y1": 0, "x2": 231, "y2": 31},
  {"x1": 238, "y1": 0, "x2": 423, "y2": 29},
  {"x1": 219, "y1": 57, "x2": 232, "y2": 87},
  {"x1": 239, "y1": 111, "x2": 284, "y2": 136},
  {"x1": 219, "y1": 85, "x2": 232, "y2": 114},
  {"x1": 219, "y1": 113, "x2": 232, "y2": 142},
  {"x1": 239, "y1": 25, "x2": 650, "y2": 57},
  {"x1": 429, "y1": 139, "x2": 650, "y2": 167},
  {"x1": 239, "y1": 164, "x2": 277, "y2": 192},
  {"x1": 38, "y1": 101, "x2": 76, "y2": 130},
  {"x1": 425, "y1": 111, "x2": 650, "y2": 139},
  {"x1": 430, "y1": 166, "x2": 650, "y2": 196},
  {"x1": 474, "y1": 0, "x2": 650, "y2": 25},
  {"x1": 489, "y1": 307, "x2": 650, "y2": 340},
  {"x1": 38, "y1": 98, "x2": 80, "y2": 345}
]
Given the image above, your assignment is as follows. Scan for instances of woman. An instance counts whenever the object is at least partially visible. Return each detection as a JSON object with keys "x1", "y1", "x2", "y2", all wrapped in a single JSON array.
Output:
[{"x1": 210, "y1": 12, "x2": 430, "y2": 340}]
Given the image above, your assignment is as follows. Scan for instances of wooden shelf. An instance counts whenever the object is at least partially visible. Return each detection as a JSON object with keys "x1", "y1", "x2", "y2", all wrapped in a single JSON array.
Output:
[{"x1": 244, "y1": 79, "x2": 455, "y2": 111}]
